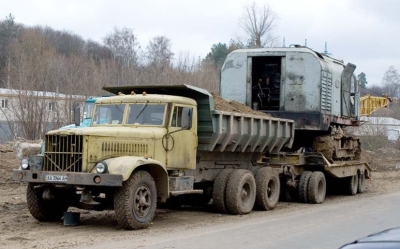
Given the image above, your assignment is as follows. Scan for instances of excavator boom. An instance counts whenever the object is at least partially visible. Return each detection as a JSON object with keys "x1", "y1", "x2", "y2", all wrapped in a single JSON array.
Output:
[{"x1": 360, "y1": 94, "x2": 391, "y2": 116}]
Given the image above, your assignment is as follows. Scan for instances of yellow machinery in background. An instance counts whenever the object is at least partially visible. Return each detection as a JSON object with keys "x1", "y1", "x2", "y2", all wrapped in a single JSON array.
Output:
[{"x1": 360, "y1": 94, "x2": 392, "y2": 116}]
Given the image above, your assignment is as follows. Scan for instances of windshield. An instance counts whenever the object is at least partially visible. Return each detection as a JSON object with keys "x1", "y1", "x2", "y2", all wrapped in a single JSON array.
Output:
[
  {"x1": 83, "y1": 101, "x2": 95, "y2": 119},
  {"x1": 127, "y1": 104, "x2": 165, "y2": 125},
  {"x1": 93, "y1": 104, "x2": 125, "y2": 125}
]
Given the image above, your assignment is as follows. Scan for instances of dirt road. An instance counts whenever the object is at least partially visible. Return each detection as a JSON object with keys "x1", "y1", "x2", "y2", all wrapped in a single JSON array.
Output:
[{"x1": 1, "y1": 146, "x2": 400, "y2": 249}]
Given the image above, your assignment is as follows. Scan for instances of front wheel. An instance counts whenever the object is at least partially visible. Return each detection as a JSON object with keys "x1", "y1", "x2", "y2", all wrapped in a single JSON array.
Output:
[
  {"x1": 114, "y1": 170, "x2": 157, "y2": 230},
  {"x1": 27, "y1": 183, "x2": 71, "y2": 222}
]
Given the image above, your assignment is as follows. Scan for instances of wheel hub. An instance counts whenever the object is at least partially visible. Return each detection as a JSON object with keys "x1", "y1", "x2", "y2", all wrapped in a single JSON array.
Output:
[{"x1": 134, "y1": 186, "x2": 151, "y2": 217}]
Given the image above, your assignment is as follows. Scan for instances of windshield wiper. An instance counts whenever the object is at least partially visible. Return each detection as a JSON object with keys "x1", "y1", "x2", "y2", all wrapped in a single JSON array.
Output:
[
  {"x1": 135, "y1": 103, "x2": 148, "y2": 119},
  {"x1": 113, "y1": 104, "x2": 124, "y2": 113}
]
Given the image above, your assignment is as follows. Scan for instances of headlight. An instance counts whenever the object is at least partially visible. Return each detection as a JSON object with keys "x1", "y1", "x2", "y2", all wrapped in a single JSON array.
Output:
[
  {"x1": 21, "y1": 158, "x2": 29, "y2": 170},
  {"x1": 96, "y1": 161, "x2": 107, "y2": 174}
]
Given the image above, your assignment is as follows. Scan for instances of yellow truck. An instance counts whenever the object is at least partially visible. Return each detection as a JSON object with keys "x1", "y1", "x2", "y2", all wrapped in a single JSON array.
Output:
[{"x1": 13, "y1": 85, "x2": 295, "y2": 229}]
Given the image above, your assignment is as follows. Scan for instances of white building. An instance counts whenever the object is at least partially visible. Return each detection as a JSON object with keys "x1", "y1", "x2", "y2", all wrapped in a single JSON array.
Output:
[
  {"x1": 0, "y1": 88, "x2": 87, "y2": 143},
  {"x1": 355, "y1": 116, "x2": 400, "y2": 142}
]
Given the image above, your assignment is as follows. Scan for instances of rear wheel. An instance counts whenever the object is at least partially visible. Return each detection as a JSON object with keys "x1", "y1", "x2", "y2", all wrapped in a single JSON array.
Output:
[
  {"x1": 212, "y1": 169, "x2": 234, "y2": 213},
  {"x1": 346, "y1": 174, "x2": 358, "y2": 195},
  {"x1": 255, "y1": 167, "x2": 280, "y2": 210},
  {"x1": 27, "y1": 183, "x2": 71, "y2": 222},
  {"x1": 114, "y1": 170, "x2": 157, "y2": 230},
  {"x1": 357, "y1": 172, "x2": 365, "y2": 194},
  {"x1": 225, "y1": 169, "x2": 256, "y2": 214},
  {"x1": 298, "y1": 171, "x2": 312, "y2": 203},
  {"x1": 307, "y1": 171, "x2": 326, "y2": 204}
]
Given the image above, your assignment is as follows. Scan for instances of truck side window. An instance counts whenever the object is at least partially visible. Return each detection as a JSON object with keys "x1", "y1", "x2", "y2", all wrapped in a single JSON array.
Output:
[
  {"x1": 171, "y1": 106, "x2": 192, "y2": 128},
  {"x1": 171, "y1": 107, "x2": 182, "y2": 127}
]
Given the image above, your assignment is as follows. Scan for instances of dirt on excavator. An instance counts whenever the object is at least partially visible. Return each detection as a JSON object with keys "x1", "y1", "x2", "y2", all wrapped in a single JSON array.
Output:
[{"x1": 211, "y1": 92, "x2": 270, "y2": 116}]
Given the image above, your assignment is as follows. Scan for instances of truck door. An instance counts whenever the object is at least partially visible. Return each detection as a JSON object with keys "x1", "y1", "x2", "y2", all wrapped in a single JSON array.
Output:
[
  {"x1": 341, "y1": 63, "x2": 356, "y2": 117},
  {"x1": 165, "y1": 105, "x2": 197, "y2": 170}
]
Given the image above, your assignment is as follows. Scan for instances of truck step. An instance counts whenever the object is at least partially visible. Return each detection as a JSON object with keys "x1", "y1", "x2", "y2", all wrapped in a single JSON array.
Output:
[{"x1": 170, "y1": 190, "x2": 203, "y2": 196}]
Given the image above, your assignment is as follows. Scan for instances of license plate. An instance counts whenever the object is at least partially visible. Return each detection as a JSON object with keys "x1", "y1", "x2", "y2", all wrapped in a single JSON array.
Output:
[{"x1": 44, "y1": 174, "x2": 68, "y2": 182}]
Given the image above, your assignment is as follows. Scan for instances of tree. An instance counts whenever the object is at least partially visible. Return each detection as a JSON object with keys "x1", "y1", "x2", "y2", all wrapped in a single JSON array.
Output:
[
  {"x1": 102, "y1": 27, "x2": 142, "y2": 85},
  {"x1": 358, "y1": 72, "x2": 368, "y2": 88},
  {"x1": 146, "y1": 36, "x2": 174, "y2": 70},
  {"x1": 205, "y1": 43, "x2": 229, "y2": 69},
  {"x1": 238, "y1": 2, "x2": 278, "y2": 48},
  {"x1": 382, "y1": 66, "x2": 400, "y2": 98},
  {"x1": 0, "y1": 13, "x2": 20, "y2": 88},
  {"x1": 103, "y1": 27, "x2": 141, "y2": 68}
]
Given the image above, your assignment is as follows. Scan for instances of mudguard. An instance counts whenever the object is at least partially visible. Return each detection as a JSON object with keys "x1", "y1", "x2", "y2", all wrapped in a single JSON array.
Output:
[{"x1": 96, "y1": 156, "x2": 169, "y2": 201}]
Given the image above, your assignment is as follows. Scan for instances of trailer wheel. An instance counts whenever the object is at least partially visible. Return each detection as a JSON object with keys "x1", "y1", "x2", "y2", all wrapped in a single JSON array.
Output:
[
  {"x1": 27, "y1": 183, "x2": 71, "y2": 222},
  {"x1": 225, "y1": 169, "x2": 256, "y2": 214},
  {"x1": 357, "y1": 172, "x2": 365, "y2": 194},
  {"x1": 307, "y1": 171, "x2": 326, "y2": 204},
  {"x1": 298, "y1": 171, "x2": 312, "y2": 203},
  {"x1": 212, "y1": 169, "x2": 234, "y2": 213},
  {"x1": 114, "y1": 170, "x2": 157, "y2": 230},
  {"x1": 346, "y1": 174, "x2": 358, "y2": 195},
  {"x1": 255, "y1": 167, "x2": 280, "y2": 210}
]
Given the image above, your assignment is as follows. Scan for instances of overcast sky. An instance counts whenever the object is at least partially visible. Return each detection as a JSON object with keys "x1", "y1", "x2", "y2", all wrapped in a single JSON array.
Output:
[{"x1": 1, "y1": 0, "x2": 399, "y2": 87}]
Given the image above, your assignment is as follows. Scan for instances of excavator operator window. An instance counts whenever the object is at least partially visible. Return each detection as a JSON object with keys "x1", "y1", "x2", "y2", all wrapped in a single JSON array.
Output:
[{"x1": 251, "y1": 56, "x2": 282, "y2": 111}]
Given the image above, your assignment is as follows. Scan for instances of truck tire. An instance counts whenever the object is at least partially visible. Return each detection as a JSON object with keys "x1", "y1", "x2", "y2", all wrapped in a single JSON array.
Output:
[
  {"x1": 114, "y1": 170, "x2": 157, "y2": 230},
  {"x1": 225, "y1": 169, "x2": 256, "y2": 214},
  {"x1": 307, "y1": 171, "x2": 326, "y2": 204},
  {"x1": 298, "y1": 171, "x2": 312, "y2": 203},
  {"x1": 27, "y1": 183, "x2": 70, "y2": 222},
  {"x1": 255, "y1": 167, "x2": 280, "y2": 210},
  {"x1": 346, "y1": 174, "x2": 358, "y2": 195},
  {"x1": 212, "y1": 169, "x2": 234, "y2": 213},
  {"x1": 357, "y1": 172, "x2": 365, "y2": 194}
]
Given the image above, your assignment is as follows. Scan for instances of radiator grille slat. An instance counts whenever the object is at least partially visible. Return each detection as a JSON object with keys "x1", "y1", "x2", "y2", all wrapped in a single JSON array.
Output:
[
  {"x1": 44, "y1": 135, "x2": 83, "y2": 172},
  {"x1": 101, "y1": 141, "x2": 148, "y2": 157}
]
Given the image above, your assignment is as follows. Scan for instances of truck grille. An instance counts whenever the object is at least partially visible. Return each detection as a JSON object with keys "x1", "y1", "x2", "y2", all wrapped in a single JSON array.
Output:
[
  {"x1": 44, "y1": 135, "x2": 83, "y2": 172},
  {"x1": 101, "y1": 141, "x2": 148, "y2": 157}
]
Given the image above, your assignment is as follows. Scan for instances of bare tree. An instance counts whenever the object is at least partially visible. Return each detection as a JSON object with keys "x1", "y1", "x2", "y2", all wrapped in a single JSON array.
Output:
[
  {"x1": 238, "y1": 2, "x2": 278, "y2": 48},
  {"x1": 102, "y1": 27, "x2": 141, "y2": 85},
  {"x1": 103, "y1": 27, "x2": 141, "y2": 67},
  {"x1": 146, "y1": 36, "x2": 174, "y2": 69},
  {"x1": 382, "y1": 66, "x2": 400, "y2": 98}
]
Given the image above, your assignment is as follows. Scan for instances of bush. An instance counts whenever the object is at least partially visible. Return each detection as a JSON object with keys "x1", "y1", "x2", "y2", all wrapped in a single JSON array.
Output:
[{"x1": 359, "y1": 135, "x2": 389, "y2": 151}]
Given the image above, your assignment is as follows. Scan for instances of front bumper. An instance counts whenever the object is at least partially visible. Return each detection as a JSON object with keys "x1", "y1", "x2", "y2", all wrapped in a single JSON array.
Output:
[{"x1": 12, "y1": 170, "x2": 123, "y2": 187}]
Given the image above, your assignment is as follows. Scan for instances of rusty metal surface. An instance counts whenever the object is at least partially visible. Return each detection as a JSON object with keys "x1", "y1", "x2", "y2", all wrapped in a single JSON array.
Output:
[{"x1": 268, "y1": 111, "x2": 359, "y2": 131}]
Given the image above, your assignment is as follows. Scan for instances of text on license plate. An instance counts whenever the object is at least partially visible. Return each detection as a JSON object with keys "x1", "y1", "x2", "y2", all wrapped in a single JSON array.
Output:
[{"x1": 44, "y1": 174, "x2": 68, "y2": 182}]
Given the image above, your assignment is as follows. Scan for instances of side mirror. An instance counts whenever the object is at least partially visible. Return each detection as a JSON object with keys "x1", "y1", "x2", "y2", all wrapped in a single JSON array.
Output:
[
  {"x1": 73, "y1": 103, "x2": 81, "y2": 127},
  {"x1": 181, "y1": 108, "x2": 192, "y2": 130}
]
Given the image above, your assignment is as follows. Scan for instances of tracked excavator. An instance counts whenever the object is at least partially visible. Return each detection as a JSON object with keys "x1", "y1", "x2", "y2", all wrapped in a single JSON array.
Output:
[{"x1": 220, "y1": 46, "x2": 390, "y2": 200}]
